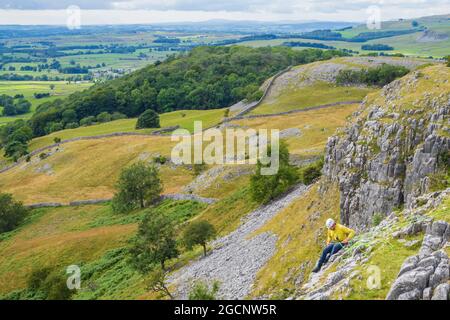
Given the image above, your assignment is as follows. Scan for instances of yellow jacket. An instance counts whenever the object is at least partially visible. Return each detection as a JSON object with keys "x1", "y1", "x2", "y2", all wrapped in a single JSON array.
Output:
[{"x1": 327, "y1": 224, "x2": 355, "y2": 245}]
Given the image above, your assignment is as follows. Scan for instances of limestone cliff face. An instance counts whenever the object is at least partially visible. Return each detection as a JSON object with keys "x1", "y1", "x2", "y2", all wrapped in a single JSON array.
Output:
[{"x1": 324, "y1": 66, "x2": 450, "y2": 230}]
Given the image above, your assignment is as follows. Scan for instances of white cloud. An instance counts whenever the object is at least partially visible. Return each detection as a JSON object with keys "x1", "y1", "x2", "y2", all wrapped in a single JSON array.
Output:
[{"x1": 0, "y1": 0, "x2": 449, "y2": 24}]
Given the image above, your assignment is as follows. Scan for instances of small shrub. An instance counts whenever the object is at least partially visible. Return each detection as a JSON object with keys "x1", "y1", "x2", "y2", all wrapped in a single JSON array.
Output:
[
  {"x1": 0, "y1": 193, "x2": 28, "y2": 233},
  {"x1": 193, "y1": 162, "x2": 207, "y2": 176},
  {"x1": 96, "y1": 112, "x2": 112, "y2": 123},
  {"x1": 372, "y1": 213, "x2": 384, "y2": 227},
  {"x1": 39, "y1": 152, "x2": 48, "y2": 160},
  {"x1": 27, "y1": 267, "x2": 73, "y2": 300},
  {"x1": 428, "y1": 171, "x2": 449, "y2": 192},
  {"x1": 250, "y1": 141, "x2": 299, "y2": 204},
  {"x1": 182, "y1": 220, "x2": 216, "y2": 257},
  {"x1": 188, "y1": 281, "x2": 220, "y2": 300},
  {"x1": 65, "y1": 122, "x2": 79, "y2": 129},
  {"x1": 111, "y1": 112, "x2": 127, "y2": 121},
  {"x1": 299, "y1": 159, "x2": 324, "y2": 185},
  {"x1": 136, "y1": 109, "x2": 160, "y2": 129},
  {"x1": 153, "y1": 155, "x2": 167, "y2": 165},
  {"x1": 79, "y1": 116, "x2": 96, "y2": 126},
  {"x1": 53, "y1": 137, "x2": 61, "y2": 144}
]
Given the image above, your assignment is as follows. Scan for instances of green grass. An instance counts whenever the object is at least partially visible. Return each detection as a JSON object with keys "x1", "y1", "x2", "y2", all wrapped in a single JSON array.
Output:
[
  {"x1": 345, "y1": 236, "x2": 423, "y2": 300},
  {"x1": 195, "y1": 186, "x2": 259, "y2": 236},
  {"x1": 28, "y1": 108, "x2": 227, "y2": 151},
  {"x1": 0, "y1": 199, "x2": 207, "y2": 299},
  {"x1": 250, "y1": 183, "x2": 341, "y2": 298},
  {"x1": 250, "y1": 82, "x2": 372, "y2": 115},
  {"x1": 0, "y1": 81, "x2": 92, "y2": 125},
  {"x1": 429, "y1": 197, "x2": 450, "y2": 223},
  {"x1": 239, "y1": 15, "x2": 450, "y2": 58}
]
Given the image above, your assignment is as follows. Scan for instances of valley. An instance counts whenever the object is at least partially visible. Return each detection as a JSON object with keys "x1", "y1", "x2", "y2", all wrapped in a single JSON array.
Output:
[{"x1": 0, "y1": 14, "x2": 449, "y2": 302}]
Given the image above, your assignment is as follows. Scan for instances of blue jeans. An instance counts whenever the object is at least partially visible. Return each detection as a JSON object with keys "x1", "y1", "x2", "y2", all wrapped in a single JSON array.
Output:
[{"x1": 317, "y1": 243, "x2": 343, "y2": 269}]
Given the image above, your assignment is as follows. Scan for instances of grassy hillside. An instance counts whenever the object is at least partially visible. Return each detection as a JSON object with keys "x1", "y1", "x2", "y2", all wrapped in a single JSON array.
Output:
[
  {"x1": 0, "y1": 199, "x2": 208, "y2": 298},
  {"x1": 0, "y1": 98, "x2": 361, "y2": 206},
  {"x1": 249, "y1": 182, "x2": 340, "y2": 298},
  {"x1": 1, "y1": 59, "x2": 447, "y2": 300},
  {"x1": 28, "y1": 108, "x2": 226, "y2": 152},
  {"x1": 231, "y1": 103, "x2": 359, "y2": 158},
  {"x1": 250, "y1": 82, "x2": 371, "y2": 115},
  {"x1": 0, "y1": 135, "x2": 192, "y2": 204}
]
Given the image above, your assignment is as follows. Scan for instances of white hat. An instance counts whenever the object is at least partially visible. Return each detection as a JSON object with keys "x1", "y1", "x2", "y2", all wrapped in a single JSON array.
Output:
[{"x1": 326, "y1": 218, "x2": 336, "y2": 229}]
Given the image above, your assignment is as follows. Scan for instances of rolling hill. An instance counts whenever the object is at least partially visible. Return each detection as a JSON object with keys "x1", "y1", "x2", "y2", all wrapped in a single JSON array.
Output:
[{"x1": 0, "y1": 57, "x2": 448, "y2": 300}]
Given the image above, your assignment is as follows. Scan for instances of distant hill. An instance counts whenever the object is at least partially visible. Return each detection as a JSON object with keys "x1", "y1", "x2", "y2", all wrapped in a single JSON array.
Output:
[{"x1": 28, "y1": 46, "x2": 348, "y2": 136}]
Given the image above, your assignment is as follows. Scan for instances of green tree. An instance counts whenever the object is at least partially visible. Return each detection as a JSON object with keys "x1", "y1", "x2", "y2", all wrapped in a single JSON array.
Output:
[
  {"x1": 182, "y1": 220, "x2": 216, "y2": 257},
  {"x1": 111, "y1": 112, "x2": 127, "y2": 121},
  {"x1": 61, "y1": 109, "x2": 77, "y2": 125},
  {"x1": 250, "y1": 141, "x2": 299, "y2": 204},
  {"x1": 45, "y1": 122, "x2": 63, "y2": 134},
  {"x1": 188, "y1": 281, "x2": 220, "y2": 300},
  {"x1": 0, "y1": 193, "x2": 28, "y2": 233},
  {"x1": 4, "y1": 140, "x2": 28, "y2": 160},
  {"x1": 13, "y1": 99, "x2": 31, "y2": 115},
  {"x1": 146, "y1": 266, "x2": 173, "y2": 299},
  {"x1": 112, "y1": 162, "x2": 163, "y2": 213},
  {"x1": 96, "y1": 111, "x2": 112, "y2": 123},
  {"x1": 0, "y1": 120, "x2": 32, "y2": 160},
  {"x1": 157, "y1": 88, "x2": 181, "y2": 112},
  {"x1": 80, "y1": 116, "x2": 96, "y2": 126},
  {"x1": 299, "y1": 159, "x2": 324, "y2": 185},
  {"x1": 136, "y1": 109, "x2": 160, "y2": 129},
  {"x1": 3, "y1": 103, "x2": 16, "y2": 116},
  {"x1": 130, "y1": 212, "x2": 178, "y2": 272}
]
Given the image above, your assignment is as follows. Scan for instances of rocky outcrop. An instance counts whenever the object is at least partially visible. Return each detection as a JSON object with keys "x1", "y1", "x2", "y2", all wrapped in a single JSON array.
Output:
[
  {"x1": 297, "y1": 188, "x2": 449, "y2": 300},
  {"x1": 386, "y1": 220, "x2": 449, "y2": 300},
  {"x1": 324, "y1": 70, "x2": 450, "y2": 230}
]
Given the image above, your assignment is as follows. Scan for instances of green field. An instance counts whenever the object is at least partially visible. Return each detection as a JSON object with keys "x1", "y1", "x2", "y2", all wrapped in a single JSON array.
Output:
[
  {"x1": 239, "y1": 35, "x2": 450, "y2": 58},
  {"x1": 239, "y1": 15, "x2": 450, "y2": 58},
  {"x1": 0, "y1": 81, "x2": 93, "y2": 125},
  {"x1": 28, "y1": 108, "x2": 227, "y2": 151},
  {"x1": 250, "y1": 82, "x2": 373, "y2": 115}
]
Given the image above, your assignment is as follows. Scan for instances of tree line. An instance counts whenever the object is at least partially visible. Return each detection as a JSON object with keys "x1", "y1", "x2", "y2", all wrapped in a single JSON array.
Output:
[
  {"x1": 0, "y1": 94, "x2": 31, "y2": 116},
  {"x1": 336, "y1": 64, "x2": 410, "y2": 87}
]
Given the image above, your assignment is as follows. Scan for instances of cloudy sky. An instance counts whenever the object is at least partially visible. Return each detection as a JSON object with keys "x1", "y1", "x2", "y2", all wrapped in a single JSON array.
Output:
[{"x1": 0, "y1": 0, "x2": 449, "y2": 24}]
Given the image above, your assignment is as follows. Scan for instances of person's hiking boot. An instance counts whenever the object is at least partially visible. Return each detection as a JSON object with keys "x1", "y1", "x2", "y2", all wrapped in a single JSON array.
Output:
[{"x1": 312, "y1": 265, "x2": 321, "y2": 273}]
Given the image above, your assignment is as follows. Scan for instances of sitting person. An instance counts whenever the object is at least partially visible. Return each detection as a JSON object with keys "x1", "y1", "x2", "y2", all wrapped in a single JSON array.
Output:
[{"x1": 312, "y1": 218, "x2": 355, "y2": 273}]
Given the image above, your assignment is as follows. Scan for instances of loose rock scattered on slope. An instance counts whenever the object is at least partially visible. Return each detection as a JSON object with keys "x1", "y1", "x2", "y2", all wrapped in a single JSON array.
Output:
[{"x1": 168, "y1": 185, "x2": 309, "y2": 299}]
